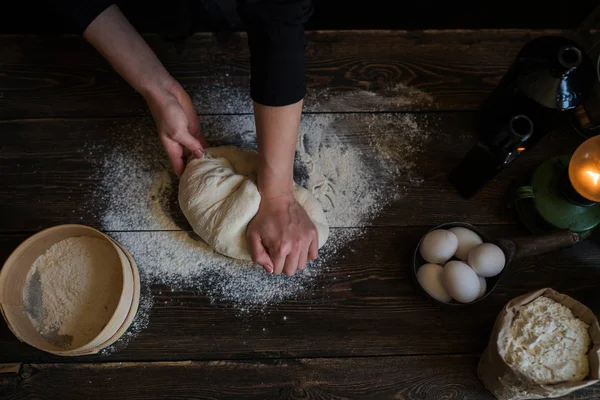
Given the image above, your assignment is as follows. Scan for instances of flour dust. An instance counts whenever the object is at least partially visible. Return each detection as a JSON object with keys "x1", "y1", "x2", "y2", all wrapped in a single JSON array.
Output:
[
  {"x1": 191, "y1": 83, "x2": 434, "y2": 114},
  {"x1": 90, "y1": 85, "x2": 437, "y2": 351}
]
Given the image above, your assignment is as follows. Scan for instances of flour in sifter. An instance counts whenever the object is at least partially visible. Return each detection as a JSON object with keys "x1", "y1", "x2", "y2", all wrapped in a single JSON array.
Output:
[{"x1": 24, "y1": 237, "x2": 122, "y2": 348}]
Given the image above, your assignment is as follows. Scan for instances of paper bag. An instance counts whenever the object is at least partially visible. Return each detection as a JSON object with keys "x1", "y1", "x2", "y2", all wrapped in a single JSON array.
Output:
[{"x1": 478, "y1": 288, "x2": 600, "y2": 400}]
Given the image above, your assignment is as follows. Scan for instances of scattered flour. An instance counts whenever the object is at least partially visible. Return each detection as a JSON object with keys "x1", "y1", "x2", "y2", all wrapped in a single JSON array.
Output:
[
  {"x1": 95, "y1": 114, "x2": 434, "y2": 302},
  {"x1": 109, "y1": 229, "x2": 356, "y2": 311},
  {"x1": 89, "y1": 84, "x2": 436, "y2": 349},
  {"x1": 191, "y1": 83, "x2": 434, "y2": 114},
  {"x1": 367, "y1": 114, "x2": 433, "y2": 192},
  {"x1": 190, "y1": 84, "x2": 252, "y2": 114},
  {"x1": 24, "y1": 237, "x2": 122, "y2": 349},
  {"x1": 295, "y1": 115, "x2": 382, "y2": 226},
  {"x1": 97, "y1": 128, "x2": 178, "y2": 231},
  {"x1": 305, "y1": 83, "x2": 435, "y2": 112},
  {"x1": 99, "y1": 291, "x2": 153, "y2": 356},
  {"x1": 97, "y1": 113, "x2": 433, "y2": 230}
]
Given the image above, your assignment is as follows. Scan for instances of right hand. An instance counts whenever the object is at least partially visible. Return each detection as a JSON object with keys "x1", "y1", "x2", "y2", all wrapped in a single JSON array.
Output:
[
  {"x1": 145, "y1": 79, "x2": 209, "y2": 176},
  {"x1": 246, "y1": 193, "x2": 319, "y2": 276}
]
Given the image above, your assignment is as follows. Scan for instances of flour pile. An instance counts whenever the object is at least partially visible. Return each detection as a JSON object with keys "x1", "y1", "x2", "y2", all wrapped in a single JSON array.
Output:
[
  {"x1": 93, "y1": 82, "x2": 436, "y2": 316},
  {"x1": 95, "y1": 112, "x2": 434, "y2": 310},
  {"x1": 98, "y1": 131, "x2": 178, "y2": 231},
  {"x1": 24, "y1": 237, "x2": 122, "y2": 348},
  {"x1": 295, "y1": 116, "x2": 381, "y2": 227},
  {"x1": 110, "y1": 229, "x2": 355, "y2": 310}
]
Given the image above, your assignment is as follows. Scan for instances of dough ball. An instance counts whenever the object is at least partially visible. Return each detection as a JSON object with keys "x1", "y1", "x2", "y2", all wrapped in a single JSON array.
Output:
[{"x1": 178, "y1": 146, "x2": 330, "y2": 260}]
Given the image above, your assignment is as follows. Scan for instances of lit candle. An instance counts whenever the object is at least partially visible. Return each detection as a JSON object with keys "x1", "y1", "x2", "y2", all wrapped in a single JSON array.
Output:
[
  {"x1": 569, "y1": 136, "x2": 600, "y2": 203},
  {"x1": 584, "y1": 169, "x2": 600, "y2": 187}
]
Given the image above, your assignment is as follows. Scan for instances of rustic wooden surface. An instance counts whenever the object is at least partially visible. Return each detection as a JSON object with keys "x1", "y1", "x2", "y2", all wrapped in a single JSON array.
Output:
[
  {"x1": 2, "y1": 226, "x2": 600, "y2": 365},
  {"x1": 1, "y1": 356, "x2": 598, "y2": 400},
  {"x1": 0, "y1": 30, "x2": 596, "y2": 119},
  {"x1": 2, "y1": 30, "x2": 600, "y2": 399},
  {"x1": 0, "y1": 114, "x2": 582, "y2": 231}
]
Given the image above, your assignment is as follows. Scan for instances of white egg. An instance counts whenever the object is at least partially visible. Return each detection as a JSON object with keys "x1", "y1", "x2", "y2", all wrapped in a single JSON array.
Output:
[
  {"x1": 417, "y1": 263, "x2": 452, "y2": 303},
  {"x1": 442, "y1": 261, "x2": 481, "y2": 303},
  {"x1": 419, "y1": 229, "x2": 458, "y2": 264},
  {"x1": 449, "y1": 227, "x2": 483, "y2": 260},
  {"x1": 468, "y1": 243, "x2": 506, "y2": 278},
  {"x1": 477, "y1": 276, "x2": 487, "y2": 299}
]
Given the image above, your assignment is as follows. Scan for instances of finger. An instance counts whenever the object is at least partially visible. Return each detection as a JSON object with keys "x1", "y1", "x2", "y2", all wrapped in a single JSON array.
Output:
[
  {"x1": 191, "y1": 126, "x2": 210, "y2": 150},
  {"x1": 172, "y1": 128, "x2": 205, "y2": 159},
  {"x1": 297, "y1": 242, "x2": 310, "y2": 271},
  {"x1": 188, "y1": 118, "x2": 210, "y2": 149},
  {"x1": 183, "y1": 109, "x2": 209, "y2": 148},
  {"x1": 269, "y1": 246, "x2": 288, "y2": 276},
  {"x1": 248, "y1": 234, "x2": 274, "y2": 274},
  {"x1": 308, "y1": 233, "x2": 319, "y2": 261},
  {"x1": 160, "y1": 136, "x2": 185, "y2": 176},
  {"x1": 283, "y1": 245, "x2": 300, "y2": 277},
  {"x1": 184, "y1": 105, "x2": 200, "y2": 134},
  {"x1": 177, "y1": 91, "x2": 210, "y2": 149}
]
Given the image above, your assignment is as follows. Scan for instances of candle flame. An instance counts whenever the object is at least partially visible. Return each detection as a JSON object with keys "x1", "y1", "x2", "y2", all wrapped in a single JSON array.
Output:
[{"x1": 585, "y1": 170, "x2": 600, "y2": 186}]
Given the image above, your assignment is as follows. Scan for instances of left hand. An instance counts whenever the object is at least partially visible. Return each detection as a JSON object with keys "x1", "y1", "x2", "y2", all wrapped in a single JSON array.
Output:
[
  {"x1": 145, "y1": 79, "x2": 209, "y2": 176},
  {"x1": 82, "y1": 6, "x2": 208, "y2": 175},
  {"x1": 247, "y1": 193, "x2": 319, "y2": 276}
]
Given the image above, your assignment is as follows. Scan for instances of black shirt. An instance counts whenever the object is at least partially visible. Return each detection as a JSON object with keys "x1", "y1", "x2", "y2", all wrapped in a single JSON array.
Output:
[{"x1": 52, "y1": 0, "x2": 312, "y2": 107}]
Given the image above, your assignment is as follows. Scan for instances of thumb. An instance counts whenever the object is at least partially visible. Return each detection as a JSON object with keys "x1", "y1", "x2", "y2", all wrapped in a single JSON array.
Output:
[
  {"x1": 174, "y1": 128, "x2": 206, "y2": 159},
  {"x1": 248, "y1": 234, "x2": 274, "y2": 274},
  {"x1": 160, "y1": 135, "x2": 186, "y2": 177}
]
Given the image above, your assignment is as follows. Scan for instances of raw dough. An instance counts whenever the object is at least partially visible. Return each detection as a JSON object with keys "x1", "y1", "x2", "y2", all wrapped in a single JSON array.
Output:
[{"x1": 178, "y1": 146, "x2": 329, "y2": 260}]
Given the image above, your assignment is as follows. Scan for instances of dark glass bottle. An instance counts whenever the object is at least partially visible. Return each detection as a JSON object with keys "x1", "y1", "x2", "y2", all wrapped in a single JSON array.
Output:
[{"x1": 450, "y1": 36, "x2": 596, "y2": 199}]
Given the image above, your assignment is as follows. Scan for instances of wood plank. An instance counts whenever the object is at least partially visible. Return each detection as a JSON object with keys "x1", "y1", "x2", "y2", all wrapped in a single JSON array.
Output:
[
  {"x1": 0, "y1": 114, "x2": 582, "y2": 232},
  {"x1": 3, "y1": 357, "x2": 600, "y2": 400},
  {"x1": 0, "y1": 30, "x2": 592, "y2": 118},
  {"x1": 2, "y1": 225, "x2": 600, "y2": 362},
  {"x1": 0, "y1": 357, "x2": 489, "y2": 400}
]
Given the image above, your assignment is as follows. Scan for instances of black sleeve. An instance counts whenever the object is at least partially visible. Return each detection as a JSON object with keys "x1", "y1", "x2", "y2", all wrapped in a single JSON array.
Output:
[
  {"x1": 238, "y1": 0, "x2": 313, "y2": 107},
  {"x1": 47, "y1": 0, "x2": 114, "y2": 33}
]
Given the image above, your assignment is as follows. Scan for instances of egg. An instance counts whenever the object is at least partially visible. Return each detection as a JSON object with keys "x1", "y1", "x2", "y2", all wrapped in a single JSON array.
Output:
[
  {"x1": 477, "y1": 276, "x2": 487, "y2": 299},
  {"x1": 468, "y1": 243, "x2": 506, "y2": 277},
  {"x1": 417, "y1": 263, "x2": 452, "y2": 303},
  {"x1": 419, "y1": 229, "x2": 458, "y2": 264},
  {"x1": 442, "y1": 261, "x2": 481, "y2": 303},
  {"x1": 449, "y1": 227, "x2": 483, "y2": 260}
]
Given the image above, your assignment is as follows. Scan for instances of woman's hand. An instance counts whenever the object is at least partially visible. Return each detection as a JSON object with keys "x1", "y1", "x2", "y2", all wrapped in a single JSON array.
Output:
[
  {"x1": 145, "y1": 80, "x2": 209, "y2": 176},
  {"x1": 249, "y1": 100, "x2": 319, "y2": 275},
  {"x1": 247, "y1": 193, "x2": 319, "y2": 276},
  {"x1": 83, "y1": 5, "x2": 207, "y2": 176}
]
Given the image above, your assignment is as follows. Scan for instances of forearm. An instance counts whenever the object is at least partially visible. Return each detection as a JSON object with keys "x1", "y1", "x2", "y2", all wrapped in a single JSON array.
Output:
[
  {"x1": 83, "y1": 5, "x2": 173, "y2": 100},
  {"x1": 254, "y1": 101, "x2": 303, "y2": 199},
  {"x1": 240, "y1": 0, "x2": 311, "y2": 107}
]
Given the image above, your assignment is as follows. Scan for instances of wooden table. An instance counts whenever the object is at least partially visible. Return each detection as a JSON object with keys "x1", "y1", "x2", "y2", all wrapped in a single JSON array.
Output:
[{"x1": 1, "y1": 30, "x2": 600, "y2": 399}]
